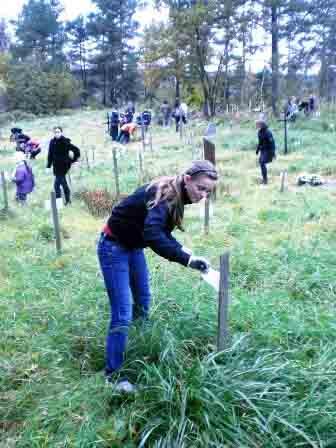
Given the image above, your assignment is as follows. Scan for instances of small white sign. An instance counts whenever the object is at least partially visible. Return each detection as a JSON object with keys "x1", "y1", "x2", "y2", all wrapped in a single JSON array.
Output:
[
  {"x1": 199, "y1": 198, "x2": 214, "y2": 219},
  {"x1": 45, "y1": 197, "x2": 64, "y2": 211},
  {"x1": 0, "y1": 171, "x2": 10, "y2": 184},
  {"x1": 202, "y1": 268, "x2": 220, "y2": 292}
]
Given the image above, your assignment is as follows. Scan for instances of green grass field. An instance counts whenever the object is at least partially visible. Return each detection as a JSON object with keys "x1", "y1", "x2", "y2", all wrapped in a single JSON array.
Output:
[{"x1": 1, "y1": 110, "x2": 336, "y2": 447}]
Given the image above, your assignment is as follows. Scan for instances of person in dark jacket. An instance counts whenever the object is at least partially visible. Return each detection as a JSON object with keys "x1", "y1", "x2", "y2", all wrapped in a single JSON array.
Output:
[
  {"x1": 97, "y1": 160, "x2": 218, "y2": 392},
  {"x1": 172, "y1": 100, "x2": 187, "y2": 133},
  {"x1": 10, "y1": 127, "x2": 23, "y2": 142},
  {"x1": 11, "y1": 151, "x2": 35, "y2": 203},
  {"x1": 46, "y1": 126, "x2": 80, "y2": 205},
  {"x1": 256, "y1": 119, "x2": 276, "y2": 185},
  {"x1": 109, "y1": 109, "x2": 120, "y2": 141}
]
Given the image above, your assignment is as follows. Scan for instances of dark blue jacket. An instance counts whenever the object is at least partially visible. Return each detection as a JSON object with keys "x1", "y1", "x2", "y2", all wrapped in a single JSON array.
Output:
[
  {"x1": 107, "y1": 184, "x2": 191, "y2": 266},
  {"x1": 47, "y1": 136, "x2": 80, "y2": 176},
  {"x1": 256, "y1": 126, "x2": 276, "y2": 163}
]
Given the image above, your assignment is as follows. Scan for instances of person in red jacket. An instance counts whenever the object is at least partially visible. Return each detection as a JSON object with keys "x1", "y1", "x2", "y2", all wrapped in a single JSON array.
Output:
[{"x1": 117, "y1": 122, "x2": 137, "y2": 144}]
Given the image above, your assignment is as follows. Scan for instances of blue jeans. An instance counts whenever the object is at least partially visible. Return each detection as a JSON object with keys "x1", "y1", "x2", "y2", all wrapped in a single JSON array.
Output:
[{"x1": 97, "y1": 234, "x2": 151, "y2": 376}]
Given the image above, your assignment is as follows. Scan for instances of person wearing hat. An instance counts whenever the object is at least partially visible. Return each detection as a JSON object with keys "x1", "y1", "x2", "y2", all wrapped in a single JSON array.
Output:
[
  {"x1": 255, "y1": 118, "x2": 276, "y2": 185},
  {"x1": 97, "y1": 160, "x2": 218, "y2": 392}
]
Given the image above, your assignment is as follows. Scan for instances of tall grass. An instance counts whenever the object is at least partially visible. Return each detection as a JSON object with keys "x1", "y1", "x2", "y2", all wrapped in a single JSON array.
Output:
[{"x1": 1, "y1": 109, "x2": 336, "y2": 447}]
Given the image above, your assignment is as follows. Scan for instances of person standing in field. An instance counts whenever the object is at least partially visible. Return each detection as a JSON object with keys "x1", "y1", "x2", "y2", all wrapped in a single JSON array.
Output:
[
  {"x1": 97, "y1": 160, "x2": 218, "y2": 392},
  {"x1": 160, "y1": 100, "x2": 171, "y2": 127},
  {"x1": 11, "y1": 151, "x2": 35, "y2": 204},
  {"x1": 256, "y1": 118, "x2": 276, "y2": 185},
  {"x1": 46, "y1": 126, "x2": 80, "y2": 205},
  {"x1": 172, "y1": 100, "x2": 187, "y2": 133}
]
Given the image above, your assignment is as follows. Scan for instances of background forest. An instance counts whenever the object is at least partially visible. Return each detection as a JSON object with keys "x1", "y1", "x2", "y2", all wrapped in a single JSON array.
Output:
[{"x1": 0, "y1": 0, "x2": 336, "y2": 119}]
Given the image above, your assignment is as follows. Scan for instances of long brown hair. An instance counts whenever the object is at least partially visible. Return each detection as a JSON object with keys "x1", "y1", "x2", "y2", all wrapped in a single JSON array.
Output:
[{"x1": 146, "y1": 160, "x2": 217, "y2": 231}]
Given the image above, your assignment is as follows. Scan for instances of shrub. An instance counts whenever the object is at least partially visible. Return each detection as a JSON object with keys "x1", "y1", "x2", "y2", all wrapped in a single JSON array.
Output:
[
  {"x1": 37, "y1": 223, "x2": 69, "y2": 241},
  {"x1": 80, "y1": 189, "x2": 127, "y2": 217},
  {"x1": 6, "y1": 63, "x2": 80, "y2": 115},
  {"x1": 10, "y1": 109, "x2": 37, "y2": 121},
  {"x1": 54, "y1": 108, "x2": 75, "y2": 116},
  {"x1": 0, "y1": 112, "x2": 14, "y2": 125}
]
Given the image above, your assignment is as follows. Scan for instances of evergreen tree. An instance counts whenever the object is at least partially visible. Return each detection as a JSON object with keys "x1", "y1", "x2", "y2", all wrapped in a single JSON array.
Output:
[
  {"x1": 87, "y1": 0, "x2": 139, "y2": 106},
  {"x1": 0, "y1": 19, "x2": 10, "y2": 53},
  {"x1": 66, "y1": 16, "x2": 89, "y2": 97},
  {"x1": 11, "y1": 0, "x2": 65, "y2": 66}
]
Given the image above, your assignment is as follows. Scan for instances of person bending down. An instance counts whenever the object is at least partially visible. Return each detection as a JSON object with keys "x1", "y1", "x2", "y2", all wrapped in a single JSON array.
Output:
[
  {"x1": 97, "y1": 160, "x2": 218, "y2": 392},
  {"x1": 117, "y1": 122, "x2": 137, "y2": 144}
]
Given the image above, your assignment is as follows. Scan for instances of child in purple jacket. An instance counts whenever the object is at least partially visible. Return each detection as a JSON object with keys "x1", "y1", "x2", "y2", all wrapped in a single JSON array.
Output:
[{"x1": 12, "y1": 152, "x2": 35, "y2": 203}]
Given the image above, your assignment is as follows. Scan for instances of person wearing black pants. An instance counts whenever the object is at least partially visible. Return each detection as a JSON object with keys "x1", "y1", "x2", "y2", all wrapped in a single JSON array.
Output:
[
  {"x1": 256, "y1": 119, "x2": 276, "y2": 185},
  {"x1": 47, "y1": 126, "x2": 80, "y2": 205}
]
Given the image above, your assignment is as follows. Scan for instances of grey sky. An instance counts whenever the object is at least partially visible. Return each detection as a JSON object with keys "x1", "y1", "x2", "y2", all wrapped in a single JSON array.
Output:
[{"x1": 0, "y1": 0, "x2": 274, "y2": 72}]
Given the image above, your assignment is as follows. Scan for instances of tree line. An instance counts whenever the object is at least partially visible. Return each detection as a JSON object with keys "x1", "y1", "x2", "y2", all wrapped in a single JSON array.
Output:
[{"x1": 0, "y1": 0, "x2": 335, "y2": 116}]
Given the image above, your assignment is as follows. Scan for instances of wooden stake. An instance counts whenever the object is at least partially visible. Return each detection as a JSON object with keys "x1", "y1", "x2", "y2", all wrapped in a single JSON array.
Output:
[
  {"x1": 112, "y1": 146, "x2": 120, "y2": 198},
  {"x1": 217, "y1": 253, "x2": 230, "y2": 351},
  {"x1": 50, "y1": 191, "x2": 62, "y2": 254},
  {"x1": 1, "y1": 171, "x2": 8, "y2": 211},
  {"x1": 204, "y1": 197, "x2": 210, "y2": 234},
  {"x1": 280, "y1": 170, "x2": 287, "y2": 192}
]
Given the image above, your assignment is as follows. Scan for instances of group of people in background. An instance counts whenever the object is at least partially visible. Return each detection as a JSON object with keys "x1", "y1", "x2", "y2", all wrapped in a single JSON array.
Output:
[
  {"x1": 10, "y1": 127, "x2": 42, "y2": 159},
  {"x1": 285, "y1": 94, "x2": 316, "y2": 122},
  {"x1": 108, "y1": 101, "x2": 152, "y2": 144},
  {"x1": 159, "y1": 99, "x2": 188, "y2": 132},
  {"x1": 10, "y1": 126, "x2": 80, "y2": 206}
]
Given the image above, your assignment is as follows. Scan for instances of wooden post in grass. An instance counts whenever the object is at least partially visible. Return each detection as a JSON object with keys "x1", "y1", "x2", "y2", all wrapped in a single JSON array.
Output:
[
  {"x1": 149, "y1": 128, "x2": 153, "y2": 154},
  {"x1": 204, "y1": 197, "x2": 210, "y2": 234},
  {"x1": 141, "y1": 116, "x2": 146, "y2": 153},
  {"x1": 280, "y1": 170, "x2": 287, "y2": 192},
  {"x1": 84, "y1": 150, "x2": 90, "y2": 170},
  {"x1": 217, "y1": 252, "x2": 230, "y2": 351},
  {"x1": 112, "y1": 146, "x2": 120, "y2": 198},
  {"x1": 50, "y1": 191, "x2": 62, "y2": 254},
  {"x1": 91, "y1": 146, "x2": 95, "y2": 165},
  {"x1": 138, "y1": 145, "x2": 144, "y2": 182},
  {"x1": 203, "y1": 137, "x2": 216, "y2": 200},
  {"x1": 1, "y1": 171, "x2": 9, "y2": 211}
]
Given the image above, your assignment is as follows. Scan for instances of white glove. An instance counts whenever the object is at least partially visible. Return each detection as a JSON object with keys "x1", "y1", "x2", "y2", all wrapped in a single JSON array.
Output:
[{"x1": 188, "y1": 256, "x2": 210, "y2": 273}]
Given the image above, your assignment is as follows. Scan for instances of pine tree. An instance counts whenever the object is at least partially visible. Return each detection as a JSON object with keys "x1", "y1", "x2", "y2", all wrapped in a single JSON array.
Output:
[
  {"x1": 87, "y1": 0, "x2": 139, "y2": 106},
  {"x1": 11, "y1": 0, "x2": 65, "y2": 66}
]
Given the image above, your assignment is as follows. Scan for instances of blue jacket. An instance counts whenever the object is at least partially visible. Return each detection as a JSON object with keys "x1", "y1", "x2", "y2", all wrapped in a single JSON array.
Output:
[{"x1": 106, "y1": 184, "x2": 191, "y2": 266}]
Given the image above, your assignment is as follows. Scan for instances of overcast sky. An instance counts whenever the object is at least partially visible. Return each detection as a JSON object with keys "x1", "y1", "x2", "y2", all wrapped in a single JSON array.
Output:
[
  {"x1": 0, "y1": 0, "x2": 271, "y2": 72},
  {"x1": 0, "y1": 0, "x2": 161, "y2": 24}
]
